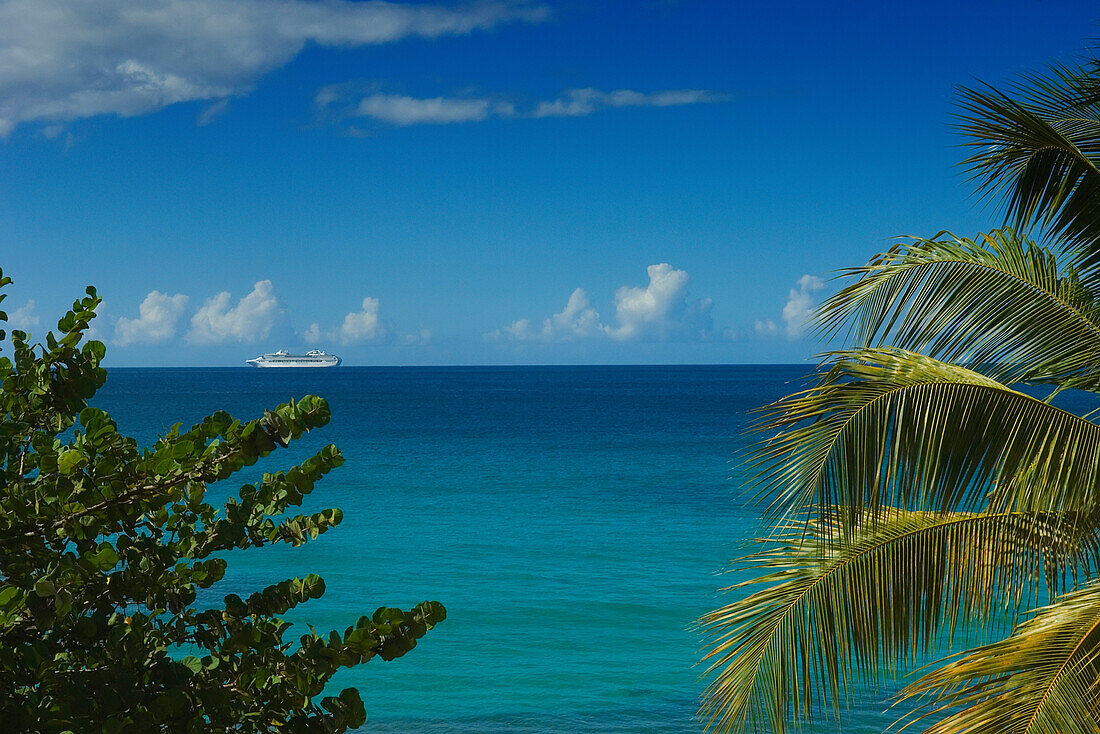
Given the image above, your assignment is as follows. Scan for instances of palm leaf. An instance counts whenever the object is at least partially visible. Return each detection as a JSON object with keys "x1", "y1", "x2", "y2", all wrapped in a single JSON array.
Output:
[
  {"x1": 958, "y1": 64, "x2": 1100, "y2": 272},
  {"x1": 755, "y1": 348, "x2": 1100, "y2": 528},
  {"x1": 814, "y1": 230, "x2": 1100, "y2": 389},
  {"x1": 697, "y1": 509, "x2": 1100, "y2": 734},
  {"x1": 900, "y1": 578, "x2": 1100, "y2": 734}
]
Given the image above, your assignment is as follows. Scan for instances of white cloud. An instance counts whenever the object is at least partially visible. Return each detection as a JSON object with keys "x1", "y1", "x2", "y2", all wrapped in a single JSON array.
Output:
[
  {"x1": 492, "y1": 264, "x2": 714, "y2": 343},
  {"x1": 754, "y1": 319, "x2": 777, "y2": 335},
  {"x1": 356, "y1": 95, "x2": 494, "y2": 126},
  {"x1": 495, "y1": 318, "x2": 534, "y2": 341},
  {"x1": 187, "y1": 280, "x2": 279, "y2": 344},
  {"x1": 303, "y1": 297, "x2": 388, "y2": 345},
  {"x1": 335, "y1": 87, "x2": 726, "y2": 127},
  {"x1": 493, "y1": 287, "x2": 604, "y2": 342},
  {"x1": 604, "y1": 263, "x2": 712, "y2": 341},
  {"x1": 114, "y1": 290, "x2": 189, "y2": 345},
  {"x1": 400, "y1": 329, "x2": 431, "y2": 345},
  {"x1": 533, "y1": 88, "x2": 727, "y2": 118},
  {"x1": 0, "y1": 0, "x2": 548, "y2": 134},
  {"x1": 301, "y1": 323, "x2": 330, "y2": 345},
  {"x1": 548, "y1": 288, "x2": 604, "y2": 338},
  {"x1": 782, "y1": 274, "x2": 825, "y2": 338},
  {"x1": 338, "y1": 297, "x2": 385, "y2": 344},
  {"x1": 7, "y1": 299, "x2": 39, "y2": 330}
]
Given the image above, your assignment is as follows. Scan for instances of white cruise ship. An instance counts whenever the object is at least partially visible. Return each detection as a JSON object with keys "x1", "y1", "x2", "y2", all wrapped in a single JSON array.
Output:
[{"x1": 246, "y1": 349, "x2": 342, "y2": 368}]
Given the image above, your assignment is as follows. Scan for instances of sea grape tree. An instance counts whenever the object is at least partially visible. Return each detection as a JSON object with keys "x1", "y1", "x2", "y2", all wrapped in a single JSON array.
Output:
[{"x1": 0, "y1": 269, "x2": 444, "y2": 732}]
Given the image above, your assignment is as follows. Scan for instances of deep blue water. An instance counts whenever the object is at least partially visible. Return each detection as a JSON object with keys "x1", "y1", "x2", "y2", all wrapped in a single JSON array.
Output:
[{"x1": 92, "y1": 365, "x2": 904, "y2": 732}]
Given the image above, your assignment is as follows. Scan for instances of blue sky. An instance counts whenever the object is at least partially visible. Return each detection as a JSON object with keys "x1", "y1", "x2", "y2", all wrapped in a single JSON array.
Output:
[{"x1": 0, "y1": 0, "x2": 1095, "y2": 366}]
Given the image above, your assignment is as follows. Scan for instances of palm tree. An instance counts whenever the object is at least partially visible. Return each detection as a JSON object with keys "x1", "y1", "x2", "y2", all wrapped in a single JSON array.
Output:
[{"x1": 698, "y1": 47, "x2": 1100, "y2": 734}]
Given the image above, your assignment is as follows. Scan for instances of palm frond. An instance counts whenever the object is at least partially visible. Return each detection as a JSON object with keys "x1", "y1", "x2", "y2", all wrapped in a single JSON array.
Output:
[
  {"x1": 900, "y1": 578, "x2": 1100, "y2": 734},
  {"x1": 814, "y1": 230, "x2": 1100, "y2": 389},
  {"x1": 704, "y1": 52, "x2": 1100, "y2": 734},
  {"x1": 698, "y1": 509, "x2": 1100, "y2": 734},
  {"x1": 958, "y1": 65, "x2": 1100, "y2": 271},
  {"x1": 755, "y1": 348, "x2": 1100, "y2": 527}
]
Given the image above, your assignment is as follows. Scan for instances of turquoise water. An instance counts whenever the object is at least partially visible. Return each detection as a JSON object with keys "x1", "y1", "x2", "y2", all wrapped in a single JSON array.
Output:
[{"x1": 93, "y1": 365, "x2": 899, "y2": 732}]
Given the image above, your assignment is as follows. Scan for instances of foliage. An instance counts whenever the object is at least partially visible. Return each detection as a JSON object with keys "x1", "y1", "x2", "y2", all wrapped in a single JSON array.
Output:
[
  {"x1": 0, "y1": 273, "x2": 445, "y2": 733},
  {"x1": 699, "y1": 41, "x2": 1100, "y2": 734},
  {"x1": 958, "y1": 51, "x2": 1100, "y2": 271}
]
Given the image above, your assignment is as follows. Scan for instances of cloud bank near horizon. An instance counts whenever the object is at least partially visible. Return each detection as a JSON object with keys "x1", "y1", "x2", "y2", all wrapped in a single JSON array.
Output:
[
  {"x1": 97, "y1": 269, "x2": 827, "y2": 354},
  {"x1": 103, "y1": 284, "x2": 425, "y2": 350},
  {"x1": 0, "y1": 0, "x2": 548, "y2": 135}
]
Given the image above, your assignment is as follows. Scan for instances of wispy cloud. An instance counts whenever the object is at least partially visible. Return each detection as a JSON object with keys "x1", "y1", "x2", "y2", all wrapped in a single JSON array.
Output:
[
  {"x1": 197, "y1": 98, "x2": 230, "y2": 126},
  {"x1": 754, "y1": 318, "x2": 777, "y2": 336},
  {"x1": 328, "y1": 87, "x2": 727, "y2": 127},
  {"x1": 533, "y1": 88, "x2": 727, "y2": 118},
  {"x1": 400, "y1": 329, "x2": 432, "y2": 345},
  {"x1": 187, "y1": 280, "x2": 280, "y2": 344},
  {"x1": 115, "y1": 290, "x2": 189, "y2": 345},
  {"x1": 355, "y1": 95, "x2": 501, "y2": 126},
  {"x1": 490, "y1": 263, "x2": 714, "y2": 343},
  {"x1": 0, "y1": 0, "x2": 548, "y2": 135}
]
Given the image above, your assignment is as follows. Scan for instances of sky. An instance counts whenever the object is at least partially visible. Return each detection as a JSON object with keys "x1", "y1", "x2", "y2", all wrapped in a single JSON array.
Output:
[{"x1": 0, "y1": 0, "x2": 1096, "y2": 366}]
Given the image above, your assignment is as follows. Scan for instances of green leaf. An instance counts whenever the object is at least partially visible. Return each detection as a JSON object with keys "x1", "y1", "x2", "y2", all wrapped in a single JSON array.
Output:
[
  {"x1": 88, "y1": 544, "x2": 119, "y2": 571},
  {"x1": 81, "y1": 339, "x2": 106, "y2": 362},
  {"x1": 56, "y1": 448, "x2": 85, "y2": 475},
  {"x1": 0, "y1": 585, "x2": 21, "y2": 608},
  {"x1": 180, "y1": 656, "x2": 203, "y2": 674},
  {"x1": 302, "y1": 574, "x2": 326, "y2": 600}
]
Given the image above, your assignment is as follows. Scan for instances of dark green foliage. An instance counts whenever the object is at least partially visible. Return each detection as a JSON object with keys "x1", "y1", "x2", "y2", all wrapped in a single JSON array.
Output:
[
  {"x1": 0, "y1": 270, "x2": 445, "y2": 733},
  {"x1": 958, "y1": 50, "x2": 1100, "y2": 272}
]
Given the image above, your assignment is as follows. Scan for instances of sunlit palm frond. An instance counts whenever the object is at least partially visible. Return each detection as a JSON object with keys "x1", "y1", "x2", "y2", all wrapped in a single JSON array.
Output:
[
  {"x1": 755, "y1": 348, "x2": 1100, "y2": 528},
  {"x1": 900, "y1": 578, "x2": 1100, "y2": 734},
  {"x1": 814, "y1": 230, "x2": 1100, "y2": 389},
  {"x1": 958, "y1": 65, "x2": 1100, "y2": 272},
  {"x1": 698, "y1": 509, "x2": 1100, "y2": 734}
]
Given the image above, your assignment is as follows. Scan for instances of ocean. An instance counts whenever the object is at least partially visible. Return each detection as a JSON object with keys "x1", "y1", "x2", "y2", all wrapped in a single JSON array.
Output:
[{"x1": 92, "y1": 365, "x2": 901, "y2": 733}]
